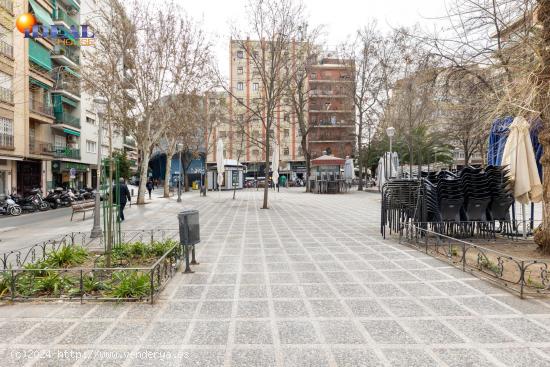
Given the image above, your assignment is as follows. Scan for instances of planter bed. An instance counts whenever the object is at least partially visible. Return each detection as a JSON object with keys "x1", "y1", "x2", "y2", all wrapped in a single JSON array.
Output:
[{"x1": 0, "y1": 230, "x2": 183, "y2": 304}]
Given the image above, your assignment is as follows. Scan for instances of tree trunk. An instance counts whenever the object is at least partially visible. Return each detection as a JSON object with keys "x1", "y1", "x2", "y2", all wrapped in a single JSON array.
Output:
[
  {"x1": 535, "y1": 0, "x2": 550, "y2": 254},
  {"x1": 163, "y1": 152, "x2": 173, "y2": 198},
  {"x1": 357, "y1": 121, "x2": 364, "y2": 191},
  {"x1": 301, "y1": 136, "x2": 310, "y2": 193},
  {"x1": 137, "y1": 149, "x2": 150, "y2": 205},
  {"x1": 184, "y1": 173, "x2": 189, "y2": 192},
  {"x1": 262, "y1": 140, "x2": 270, "y2": 209}
]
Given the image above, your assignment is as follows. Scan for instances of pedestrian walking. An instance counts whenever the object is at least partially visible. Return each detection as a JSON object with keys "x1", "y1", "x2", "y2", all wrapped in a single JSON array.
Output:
[
  {"x1": 146, "y1": 179, "x2": 153, "y2": 199},
  {"x1": 113, "y1": 178, "x2": 131, "y2": 222}
]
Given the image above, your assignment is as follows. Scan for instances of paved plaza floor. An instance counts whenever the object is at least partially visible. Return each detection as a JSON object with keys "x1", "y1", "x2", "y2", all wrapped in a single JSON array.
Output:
[{"x1": 2, "y1": 188, "x2": 550, "y2": 366}]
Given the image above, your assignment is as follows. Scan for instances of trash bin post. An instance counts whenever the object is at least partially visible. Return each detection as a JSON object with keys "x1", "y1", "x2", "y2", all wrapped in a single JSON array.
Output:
[{"x1": 178, "y1": 209, "x2": 200, "y2": 274}]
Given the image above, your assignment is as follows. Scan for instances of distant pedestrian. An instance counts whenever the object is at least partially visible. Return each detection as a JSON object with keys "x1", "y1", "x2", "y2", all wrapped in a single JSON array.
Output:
[
  {"x1": 113, "y1": 178, "x2": 131, "y2": 222},
  {"x1": 146, "y1": 180, "x2": 154, "y2": 199}
]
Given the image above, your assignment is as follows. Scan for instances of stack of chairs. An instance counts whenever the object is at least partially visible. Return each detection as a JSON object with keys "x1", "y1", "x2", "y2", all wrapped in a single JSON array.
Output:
[
  {"x1": 486, "y1": 166, "x2": 515, "y2": 236},
  {"x1": 458, "y1": 167, "x2": 493, "y2": 237},
  {"x1": 381, "y1": 180, "x2": 421, "y2": 238}
]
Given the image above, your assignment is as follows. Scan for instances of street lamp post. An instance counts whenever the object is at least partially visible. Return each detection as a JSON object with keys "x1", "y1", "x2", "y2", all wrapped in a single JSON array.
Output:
[
  {"x1": 91, "y1": 97, "x2": 107, "y2": 238},
  {"x1": 386, "y1": 127, "x2": 395, "y2": 179},
  {"x1": 177, "y1": 143, "x2": 183, "y2": 203}
]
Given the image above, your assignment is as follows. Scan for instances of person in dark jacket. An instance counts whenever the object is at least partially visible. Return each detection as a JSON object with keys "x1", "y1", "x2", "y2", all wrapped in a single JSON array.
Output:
[
  {"x1": 146, "y1": 180, "x2": 154, "y2": 199},
  {"x1": 113, "y1": 178, "x2": 131, "y2": 222}
]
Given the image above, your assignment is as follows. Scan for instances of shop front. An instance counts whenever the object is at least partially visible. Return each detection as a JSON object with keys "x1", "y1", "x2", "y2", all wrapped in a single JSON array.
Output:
[{"x1": 51, "y1": 161, "x2": 89, "y2": 189}]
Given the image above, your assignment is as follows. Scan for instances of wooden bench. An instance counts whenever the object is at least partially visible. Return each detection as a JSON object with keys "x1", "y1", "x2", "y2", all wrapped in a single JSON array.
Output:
[{"x1": 71, "y1": 200, "x2": 96, "y2": 221}]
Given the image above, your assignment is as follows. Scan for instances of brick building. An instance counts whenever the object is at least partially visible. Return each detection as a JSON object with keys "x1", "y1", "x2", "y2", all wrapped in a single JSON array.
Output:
[{"x1": 307, "y1": 56, "x2": 355, "y2": 159}]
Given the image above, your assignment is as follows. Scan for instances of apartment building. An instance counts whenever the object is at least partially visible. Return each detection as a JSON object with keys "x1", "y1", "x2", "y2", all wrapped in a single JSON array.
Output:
[
  {"x1": 0, "y1": 0, "x2": 137, "y2": 197},
  {"x1": 307, "y1": 56, "x2": 355, "y2": 159},
  {"x1": 0, "y1": 0, "x2": 16, "y2": 196}
]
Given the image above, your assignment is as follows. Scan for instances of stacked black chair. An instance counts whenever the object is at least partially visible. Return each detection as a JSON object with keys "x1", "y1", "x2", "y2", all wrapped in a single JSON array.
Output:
[
  {"x1": 458, "y1": 167, "x2": 492, "y2": 238},
  {"x1": 485, "y1": 165, "x2": 515, "y2": 236}
]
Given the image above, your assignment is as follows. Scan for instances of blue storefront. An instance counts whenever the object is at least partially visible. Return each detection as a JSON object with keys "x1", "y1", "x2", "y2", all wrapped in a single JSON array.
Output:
[{"x1": 149, "y1": 152, "x2": 206, "y2": 187}]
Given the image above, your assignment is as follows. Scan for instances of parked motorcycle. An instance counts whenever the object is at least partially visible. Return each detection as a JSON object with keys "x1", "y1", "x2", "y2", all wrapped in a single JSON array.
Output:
[
  {"x1": 11, "y1": 189, "x2": 49, "y2": 212},
  {"x1": 0, "y1": 195, "x2": 21, "y2": 216}
]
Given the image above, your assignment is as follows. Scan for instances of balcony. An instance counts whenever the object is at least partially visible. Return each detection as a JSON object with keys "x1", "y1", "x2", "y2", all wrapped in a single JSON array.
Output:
[
  {"x1": 0, "y1": 86, "x2": 13, "y2": 104},
  {"x1": 30, "y1": 97, "x2": 54, "y2": 117},
  {"x1": 55, "y1": 111, "x2": 81, "y2": 129},
  {"x1": 54, "y1": 147, "x2": 81, "y2": 160},
  {"x1": 0, "y1": 40, "x2": 13, "y2": 59},
  {"x1": 51, "y1": 45, "x2": 80, "y2": 68},
  {"x1": 29, "y1": 140, "x2": 55, "y2": 156},
  {"x1": 53, "y1": 7, "x2": 79, "y2": 30},
  {"x1": 309, "y1": 90, "x2": 347, "y2": 98},
  {"x1": 0, "y1": 133, "x2": 14, "y2": 150},
  {"x1": 0, "y1": 0, "x2": 13, "y2": 14},
  {"x1": 51, "y1": 71, "x2": 81, "y2": 101}
]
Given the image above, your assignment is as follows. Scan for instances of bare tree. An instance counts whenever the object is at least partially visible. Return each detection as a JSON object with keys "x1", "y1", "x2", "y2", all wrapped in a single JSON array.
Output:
[
  {"x1": 85, "y1": 0, "x2": 211, "y2": 205},
  {"x1": 225, "y1": 0, "x2": 305, "y2": 209},
  {"x1": 285, "y1": 25, "x2": 321, "y2": 192}
]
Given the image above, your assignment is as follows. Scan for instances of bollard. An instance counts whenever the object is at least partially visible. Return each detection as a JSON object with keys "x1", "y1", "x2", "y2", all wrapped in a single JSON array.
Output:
[{"x1": 178, "y1": 209, "x2": 200, "y2": 273}]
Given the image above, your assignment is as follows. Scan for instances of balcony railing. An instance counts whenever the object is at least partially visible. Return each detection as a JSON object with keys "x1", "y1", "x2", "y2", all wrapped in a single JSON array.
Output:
[
  {"x1": 55, "y1": 112, "x2": 81, "y2": 128},
  {"x1": 54, "y1": 7, "x2": 79, "y2": 29},
  {"x1": 29, "y1": 140, "x2": 54, "y2": 155},
  {"x1": 30, "y1": 97, "x2": 54, "y2": 117},
  {"x1": 54, "y1": 148, "x2": 80, "y2": 159},
  {"x1": 0, "y1": 133, "x2": 14, "y2": 149},
  {"x1": 0, "y1": 86, "x2": 13, "y2": 104},
  {"x1": 51, "y1": 71, "x2": 81, "y2": 97},
  {"x1": 52, "y1": 45, "x2": 80, "y2": 64},
  {"x1": 0, "y1": 40, "x2": 13, "y2": 59},
  {"x1": 0, "y1": 0, "x2": 13, "y2": 13}
]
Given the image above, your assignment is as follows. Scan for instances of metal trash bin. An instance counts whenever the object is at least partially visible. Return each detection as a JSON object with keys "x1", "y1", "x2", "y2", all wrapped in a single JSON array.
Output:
[{"x1": 178, "y1": 209, "x2": 200, "y2": 273}]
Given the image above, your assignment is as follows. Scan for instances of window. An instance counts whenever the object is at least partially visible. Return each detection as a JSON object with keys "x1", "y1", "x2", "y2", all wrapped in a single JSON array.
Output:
[
  {"x1": 238, "y1": 114, "x2": 244, "y2": 122},
  {"x1": 310, "y1": 73, "x2": 316, "y2": 79},
  {"x1": 86, "y1": 140, "x2": 97, "y2": 153},
  {"x1": 252, "y1": 83, "x2": 259, "y2": 91},
  {"x1": 237, "y1": 98, "x2": 244, "y2": 104},
  {"x1": 237, "y1": 82, "x2": 244, "y2": 91},
  {"x1": 237, "y1": 50, "x2": 244, "y2": 59},
  {"x1": 283, "y1": 129, "x2": 289, "y2": 138},
  {"x1": 283, "y1": 147, "x2": 289, "y2": 155},
  {"x1": 283, "y1": 113, "x2": 289, "y2": 122},
  {"x1": 252, "y1": 149, "x2": 259, "y2": 157},
  {"x1": 237, "y1": 67, "x2": 243, "y2": 75},
  {"x1": 0, "y1": 117, "x2": 13, "y2": 147},
  {"x1": 297, "y1": 146, "x2": 303, "y2": 155},
  {"x1": 219, "y1": 131, "x2": 227, "y2": 138},
  {"x1": 86, "y1": 116, "x2": 96, "y2": 125}
]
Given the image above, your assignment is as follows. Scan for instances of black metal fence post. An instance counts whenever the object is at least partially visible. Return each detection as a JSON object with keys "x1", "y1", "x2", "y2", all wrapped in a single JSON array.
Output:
[
  {"x1": 80, "y1": 270, "x2": 83, "y2": 304},
  {"x1": 150, "y1": 269, "x2": 155, "y2": 305}
]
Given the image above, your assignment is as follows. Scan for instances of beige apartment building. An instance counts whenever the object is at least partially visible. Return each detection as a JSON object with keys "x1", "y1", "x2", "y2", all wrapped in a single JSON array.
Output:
[
  {"x1": 0, "y1": 0, "x2": 137, "y2": 197},
  {"x1": 206, "y1": 39, "x2": 306, "y2": 179}
]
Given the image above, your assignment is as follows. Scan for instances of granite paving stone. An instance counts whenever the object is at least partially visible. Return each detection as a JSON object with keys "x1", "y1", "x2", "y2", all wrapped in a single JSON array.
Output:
[{"x1": 2, "y1": 189, "x2": 550, "y2": 366}]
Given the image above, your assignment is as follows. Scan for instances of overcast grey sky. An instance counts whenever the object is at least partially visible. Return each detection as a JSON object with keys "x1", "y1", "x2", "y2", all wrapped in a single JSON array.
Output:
[{"x1": 180, "y1": 0, "x2": 447, "y2": 77}]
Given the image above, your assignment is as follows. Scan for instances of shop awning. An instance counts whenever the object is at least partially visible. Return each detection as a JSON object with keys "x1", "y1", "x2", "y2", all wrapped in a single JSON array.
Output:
[
  {"x1": 29, "y1": 39, "x2": 52, "y2": 71},
  {"x1": 63, "y1": 128, "x2": 80, "y2": 136},
  {"x1": 30, "y1": 77, "x2": 51, "y2": 90},
  {"x1": 29, "y1": 0, "x2": 54, "y2": 26}
]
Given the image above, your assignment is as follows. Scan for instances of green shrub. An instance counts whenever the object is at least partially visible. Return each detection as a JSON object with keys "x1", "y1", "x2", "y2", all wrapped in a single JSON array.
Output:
[
  {"x1": 33, "y1": 271, "x2": 76, "y2": 296},
  {"x1": 110, "y1": 271, "x2": 150, "y2": 298},
  {"x1": 128, "y1": 242, "x2": 149, "y2": 258},
  {"x1": 83, "y1": 274, "x2": 110, "y2": 293},
  {"x1": 150, "y1": 240, "x2": 178, "y2": 257},
  {"x1": 43, "y1": 245, "x2": 89, "y2": 268},
  {"x1": 0, "y1": 271, "x2": 11, "y2": 297}
]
